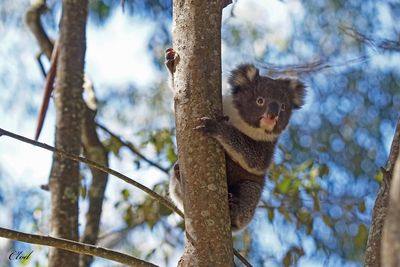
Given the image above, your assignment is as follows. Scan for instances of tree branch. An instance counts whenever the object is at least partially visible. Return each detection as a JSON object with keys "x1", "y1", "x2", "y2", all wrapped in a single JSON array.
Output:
[
  {"x1": 365, "y1": 118, "x2": 400, "y2": 267},
  {"x1": 34, "y1": 40, "x2": 58, "y2": 141},
  {"x1": 0, "y1": 127, "x2": 183, "y2": 218},
  {"x1": 341, "y1": 26, "x2": 400, "y2": 52},
  {"x1": 0, "y1": 227, "x2": 156, "y2": 267},
  {"x1": 260, "y1": 55, "x2": 369, "y2": 77},
  {"x1": 80, "y1": 79, "x2": 110, "y2": 267}
]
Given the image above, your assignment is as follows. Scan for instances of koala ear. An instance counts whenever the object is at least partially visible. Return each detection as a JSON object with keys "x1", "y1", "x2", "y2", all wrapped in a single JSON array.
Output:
[
  {"x1": 281, "y1": 79, "x2": 306, "y2": 109},
  {"x1": 229, "y1": 64, "x2": 259, "y2": 94}
]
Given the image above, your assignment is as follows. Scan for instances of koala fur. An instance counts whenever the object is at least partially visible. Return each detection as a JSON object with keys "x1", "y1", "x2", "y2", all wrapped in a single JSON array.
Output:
[{"x1": 169, "y1": 64, "x2": 305, "y2": 232}]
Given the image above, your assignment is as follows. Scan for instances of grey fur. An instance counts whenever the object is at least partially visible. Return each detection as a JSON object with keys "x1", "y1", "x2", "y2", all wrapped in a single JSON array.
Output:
[{"x1": 169, "y1": 64, "x2": 305, "y2": 232}]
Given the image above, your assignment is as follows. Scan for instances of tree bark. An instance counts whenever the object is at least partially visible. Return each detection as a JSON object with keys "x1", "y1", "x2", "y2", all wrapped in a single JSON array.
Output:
[
  {"x1": 48, "y1": 1, "x2": 88, "y2": 266},
  {"x1": 172, "y1": 1, "x2": 234, "y2": 266},
  {"x1": 26, "y1": 3, "x2": 110, "y2": 266},
  {"x1": 365, "y1": 119, "x2": 400, "y2": 267},
  {"x1": 381, "y1": 120, "x2": 400, "y2": 266}
]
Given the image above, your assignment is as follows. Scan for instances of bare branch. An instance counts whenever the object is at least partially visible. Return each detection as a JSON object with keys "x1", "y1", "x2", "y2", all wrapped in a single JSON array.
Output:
[
  {"x1": 96, "y1": 123, "x2": 170, "y2": 174},
  {"x1": 341, "y1": 26, "x2": 400, "y2": 52},
  {"x1": 25, "y1": 0, "x2": 54, "y2": 59},
  {"x1": 80, "y1": 78, "x2": 110, "y2": 267},
  {"x1": 0, "y1": 227, "x2": 157, "y2": 267},
  {"x1": 0, "y1": 127, "x2": 184, "y2": 218},
  {"x1": 34, "y1": 40, "x2": 58, "y2": 141},
  {"x1": 259, "y1": 55, "x2": 369, "y2": 77}
]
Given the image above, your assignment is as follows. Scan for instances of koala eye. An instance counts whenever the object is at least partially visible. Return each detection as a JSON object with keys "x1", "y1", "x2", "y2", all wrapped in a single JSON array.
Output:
[
  {"x1": 281, "y1": 103, "x2": 286, "y2": 111},
  {"x1": 256, "y1": 97, "x2": 265, "y2": 106}
]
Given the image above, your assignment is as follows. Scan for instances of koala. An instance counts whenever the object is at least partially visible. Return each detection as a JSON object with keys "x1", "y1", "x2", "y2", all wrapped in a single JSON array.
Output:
[{"x1": 166, "y1": 50, "x2": 305, "y2": 232}]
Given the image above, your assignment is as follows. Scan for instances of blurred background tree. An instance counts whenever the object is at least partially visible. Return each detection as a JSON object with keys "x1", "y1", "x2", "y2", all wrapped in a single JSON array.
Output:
[{"x1": 0, "y1": 0, "x2": 399, "y2": 266}]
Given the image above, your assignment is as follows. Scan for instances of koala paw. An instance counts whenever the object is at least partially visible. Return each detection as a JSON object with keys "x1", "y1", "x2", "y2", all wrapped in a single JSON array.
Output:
[
  {"x1": 194, "y1": 117, "x2": 221, "y2": 136},
  {"x1": 165, "y1": 48, "x2": 180, "y2": 75}
]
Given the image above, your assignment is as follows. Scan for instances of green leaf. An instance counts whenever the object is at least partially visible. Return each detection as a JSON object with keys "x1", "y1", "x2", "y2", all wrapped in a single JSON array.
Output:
[
  {"x1": 297, "y1": 159, "x2": 314, "y2": 172},
  {"x1": 278, "y1": 206, "x2": 291, "y2": 222},
  {"x1": 123, "y1": 205, "x2": 134, "y2": 227},
  {"x1": 80, "y1": 183, "x2": 88, "y2": 199},
  {"x1": 374, "y1": 170, "x2": 383, "y2": 183},
  {"x1": 312, "y1": 193, "x2": 320, "y2": 212},
  {"x1": 319, "y1": 164, "x2": 330, "y2": 176},
  {"x1": 283, "y1": 253, "x2": 291, "y2": 267},
  {"x1": 106, "y1": 136, "x2": 123, "y2": 157},
  {"x1": 277, "y1": 177, "x2": 291, "y2": 194},
  {"x1": 121, "y1": 189, "x2": 130, "y2": 201},
  {"x1": 114, "y1": 201, "x2": 121, "y2": 208},
  {"x1": 358, "y1": 201, "x2": 366, "y2": 213},
  {"x1": 322, "y1": 215, "x2": 334, "y2": 227},
  {"x1": 166, "y1": 145, "x2": 177, "y2": 164},
  {"x1": 298, "y1": 210, "x2": 311, "y2": 225},
  {"x1": 354, "y1": 224, "x2": 368, "y2": 249},
  {"x1": 267, "y1": 207, "x2": 274, "y2": 222}
]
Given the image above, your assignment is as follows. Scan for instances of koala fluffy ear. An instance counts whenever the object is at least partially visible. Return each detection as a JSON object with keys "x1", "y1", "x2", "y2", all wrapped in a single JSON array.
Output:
[
  {"x1": 282, "y1": 79, "x2": 306, "y2": 109},
  {"x1": 229, "y1": 64, "x2": 259, "y2": 94}
]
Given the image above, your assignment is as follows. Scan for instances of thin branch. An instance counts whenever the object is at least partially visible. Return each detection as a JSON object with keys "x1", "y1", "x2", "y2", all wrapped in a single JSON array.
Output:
[
  {"x1": 0, "y1": 127, "x2": 183, "y2": 218},
  {"x1": 341, "y1": 26, "x2": 400, "y2": 52},
  {"x1": 259, "y1": 55, "x2": 369, "y2": 77},
  {"x1": 34, "y1": 40, "x2": 58, "y2": 141},
  {"x1": 35, "y1": 52, "x2": 47, "y2": 77},
  {"x1": 0, "y1": 227, "x2": 157, "y2": 267},
  {"x1": 233, "y1": 250, "x2": 252, "y2": 267},
  {"x1": 96, "y1": 123, "x2": 170, "y2": 174}
]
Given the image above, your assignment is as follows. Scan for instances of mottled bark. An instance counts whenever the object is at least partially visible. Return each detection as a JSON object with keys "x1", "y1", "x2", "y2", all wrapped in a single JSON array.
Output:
[
  {"x1": 48, "y1": 1, "x2": 88, "y2": 266},
  {"x1": 365, "y1": 119, "x2": 400, "y2": 267},
  {"x1": 172, "y1": 1, "x2": 234, "y2": 266},
  {"x1": 381, "y1": 121, "x2": 400, "y2": 266},
  {"x1": 26, "y1": 4, "x2": 110, "y2": 267},
  {"x1": 0, "y1": 227, "x2": 157, "y2": 267}
]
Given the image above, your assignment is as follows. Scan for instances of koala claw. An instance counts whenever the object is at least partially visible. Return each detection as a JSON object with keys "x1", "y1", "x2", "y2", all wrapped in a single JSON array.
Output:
[
  {"x1": 165, "y1": 48, "x2": 180, "y2": 75},
  {"x1": 194, "y1": 117, "x2": 220, "y2": 135}
]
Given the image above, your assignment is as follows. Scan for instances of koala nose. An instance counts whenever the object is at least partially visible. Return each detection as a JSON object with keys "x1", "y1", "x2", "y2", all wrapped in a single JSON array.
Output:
[{"x1": 267, "y1": 101, "x2": 280, "y2": 119}]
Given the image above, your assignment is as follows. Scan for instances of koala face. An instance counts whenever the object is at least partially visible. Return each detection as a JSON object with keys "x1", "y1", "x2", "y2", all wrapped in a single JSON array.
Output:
[{"x1": 229, "y1": 64, "x2": 305, "y2": 135}]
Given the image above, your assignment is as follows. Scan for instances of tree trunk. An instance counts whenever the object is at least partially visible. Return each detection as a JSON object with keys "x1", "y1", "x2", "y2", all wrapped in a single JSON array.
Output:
[
  {"x1": 172, "y1": 1, "x2": 234, "y2": 266},
  {"x1": 48, "y1": 1, "x2": 88, "y2": 266},
  {"x1": 365, "y1": 119, "x2": 400, "y2": 267},
  {"x1": 381, "y1": 120, "x2": 400, "y2": 266}
]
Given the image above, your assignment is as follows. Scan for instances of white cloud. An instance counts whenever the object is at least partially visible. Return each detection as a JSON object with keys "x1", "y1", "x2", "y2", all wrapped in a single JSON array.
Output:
[{"x1": 86, "y1": 11, "x2": 158, "y2": 89}]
